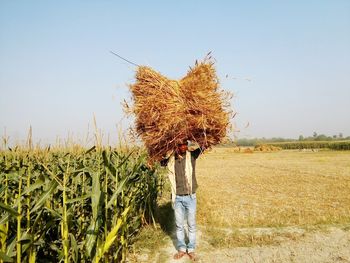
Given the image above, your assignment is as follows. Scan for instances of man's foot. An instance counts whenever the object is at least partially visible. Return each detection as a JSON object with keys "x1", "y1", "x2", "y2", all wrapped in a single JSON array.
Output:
[
  {"x1": 187, "y1": 252, "x2": 198, "y2": 261},
  {"x1": 173, "y1": 251, "x2": 186, "y2": 260}
]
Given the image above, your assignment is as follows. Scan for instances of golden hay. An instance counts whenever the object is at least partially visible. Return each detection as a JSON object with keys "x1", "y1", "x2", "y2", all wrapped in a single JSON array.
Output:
[
  {"x1": 127, "y1": 57, "x2": 233, "y2": 163},
  {"x1": 254, "y1": 144, "x2": 282, "y2": 152}
]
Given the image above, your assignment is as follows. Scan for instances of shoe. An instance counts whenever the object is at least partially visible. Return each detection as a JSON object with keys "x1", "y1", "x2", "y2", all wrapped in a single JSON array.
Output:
[
  {"x1": 173, "y1": 250, "x2": 186, "y2": 260},
  {"x1": 187, "y1": 252, "x2": 198, "y2": 261}
]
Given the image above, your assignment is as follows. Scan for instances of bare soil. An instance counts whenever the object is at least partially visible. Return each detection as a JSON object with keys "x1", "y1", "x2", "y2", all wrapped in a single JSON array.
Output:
[{"x1": 138, "y1": 225, "x2": 350, "y2": 263}]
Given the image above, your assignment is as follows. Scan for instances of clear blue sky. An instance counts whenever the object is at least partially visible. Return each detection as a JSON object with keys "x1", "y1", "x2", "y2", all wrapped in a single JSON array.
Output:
[{"x1": 1, "y1": 1, "x2": 350, "y2": 145}]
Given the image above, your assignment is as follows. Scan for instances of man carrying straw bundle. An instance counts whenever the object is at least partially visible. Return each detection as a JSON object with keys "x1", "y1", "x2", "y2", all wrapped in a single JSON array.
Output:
[
  {"x1": 161, "y1": 141, "x2": 203, "y2": 261},
  {"x1": 125, "y1": 54, "x2": 232, "y2": 261}
]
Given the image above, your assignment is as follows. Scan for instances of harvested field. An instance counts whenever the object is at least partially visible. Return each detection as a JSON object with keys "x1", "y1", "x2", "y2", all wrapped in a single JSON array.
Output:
[
  {"x1": 197, "y1": 148, "x2": 350, "y2": 228},
  {"x1": 130, "y1": 148, "x2": 350, "y2": 262}
]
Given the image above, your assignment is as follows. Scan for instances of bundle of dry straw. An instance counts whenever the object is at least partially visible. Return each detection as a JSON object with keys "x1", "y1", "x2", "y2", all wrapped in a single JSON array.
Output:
[{"x1": 127, "y1": 56, "x2": 232, "y2": 163}]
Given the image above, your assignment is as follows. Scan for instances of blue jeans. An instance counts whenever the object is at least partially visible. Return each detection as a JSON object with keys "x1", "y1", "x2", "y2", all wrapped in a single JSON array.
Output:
[{"x1": 174, "y1": 193, "x2": 196, "y2": 253}]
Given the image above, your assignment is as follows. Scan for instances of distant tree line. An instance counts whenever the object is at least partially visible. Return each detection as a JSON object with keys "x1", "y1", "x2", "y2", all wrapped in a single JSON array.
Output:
[
  {"x1": 269, "y1": 140, "x2": 350, "y2": 150},
  {"x1": 235, "y1": 132, "x2": 350, "y2": 146},
  {"x1": 298, "y1": 132, "x2": 349, "y2": 142}
]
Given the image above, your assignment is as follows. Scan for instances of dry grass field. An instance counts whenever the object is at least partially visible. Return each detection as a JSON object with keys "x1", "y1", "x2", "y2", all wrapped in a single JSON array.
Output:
[
  {"x1": 131, "y1": 148, "x2": 350, "y2": 262},
  {"x1": 197, "y1": 148, "x2": 350, "y2": 228}
]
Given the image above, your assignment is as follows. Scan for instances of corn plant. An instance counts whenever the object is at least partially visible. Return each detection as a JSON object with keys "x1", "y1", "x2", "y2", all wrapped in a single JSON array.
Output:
[{"x1": 0, "y1": 146, "x2": 163, "y2": 263}]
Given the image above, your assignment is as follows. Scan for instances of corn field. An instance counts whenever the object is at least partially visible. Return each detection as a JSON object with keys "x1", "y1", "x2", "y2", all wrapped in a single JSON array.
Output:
[{"x1": 0, "y1": 146, "x2": 163, "y2": 263}]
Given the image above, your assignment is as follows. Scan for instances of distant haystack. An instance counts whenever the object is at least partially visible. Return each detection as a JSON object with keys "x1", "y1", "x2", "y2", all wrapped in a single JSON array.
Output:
[{"x1": 254, "y1": 144, "x2": 282, "y2": 152}]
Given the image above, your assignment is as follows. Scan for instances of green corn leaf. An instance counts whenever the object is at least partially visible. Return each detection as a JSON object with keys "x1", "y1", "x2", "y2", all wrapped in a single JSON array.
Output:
[
  {"x1": 66, "y1": 194, "x2": 91, "y2": 204},
  {"x1": 102, "y1": 218, "x2": 122, "y2": 252},
  {"x1": 30, "y1": 180, "x2": 58, "y2": 214},
  {"x1": 94, "y1": 218, "x2": 122, "y2": 263},
  {"x1": 69, "y1": 233, "x2": 78, "y2": 263},
  {"x1": 6, "y1": 237, "x2": 16, "y2": 257},
  {"x1": 39, "y1": 163, "x2": 63, "y2": 187},
  {"x1": 21, "y1": 179, "x2": 44, "y2": 196},
  {"x1": 106, "y1": 177, "x2": 128, "y2": 209},
  {"x1": 43, "y1": 207, "x2": 62, "y2": 219},
  {"x1": 0, "y1": 212, "x2": 10, "y2": 224},
  {"x1": 32, "y1": 218, "x2": 57, "y2": 246},
  {"x1": 102, "y1": 150, "x2": 116, "y2": 176},
  {"x1": 85, "y1": 219, "x2": 100, "y2": 259},
  {"x1": 91, "y1": 172, "x2": 101, "y2": 219},
  {"x1": 31, "y1": 210, "x2": 44, "y2": 230},
  {"x1": 85, "y1": 146, "x2": 96, "y2": 154},
  {"x1": 18, "y1": 232, "x2": 33, "y2": 244},
  {"x1": 94, "y1": 207, "x2": 130, "y2": 262},
  {"x1": 117, "y1": 151, "x2": 135, "y2": 169},
  {"x1": 0, "y1": 202, "x2": 19, "y2": 217},
  {"x1": 0, "y1": 251, "x2": 13, "y2": 262},
  {"x1": 0, "y1": 185, "x2": 6, "y2": 195},
  {"x1": 49, "y1": 242, "x2": 63, "y2": 257},
  {"x1": 20, "y1": 232, "x2": 35, "y2": 254}
]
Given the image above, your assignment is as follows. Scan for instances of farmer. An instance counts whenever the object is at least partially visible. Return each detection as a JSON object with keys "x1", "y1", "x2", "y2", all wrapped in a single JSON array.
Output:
[{"x1": 161, "y1": 141, "x2": 203, "y2": 261}]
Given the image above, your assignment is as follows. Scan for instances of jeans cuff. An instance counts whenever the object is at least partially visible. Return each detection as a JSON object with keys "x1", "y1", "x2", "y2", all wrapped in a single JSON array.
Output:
[
  {"x1": 187, "y1": 248, "x2": 195, "y2": 253},
  {"x1": 178, "y1": 247, "x2": 186, "y2": 253}
]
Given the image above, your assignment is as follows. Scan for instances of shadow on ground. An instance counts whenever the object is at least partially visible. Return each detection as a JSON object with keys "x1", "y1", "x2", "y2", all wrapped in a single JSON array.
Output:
[{"x1": 156, "y1": 201, "x2": 177, "y2": 249}]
